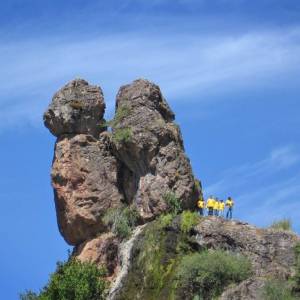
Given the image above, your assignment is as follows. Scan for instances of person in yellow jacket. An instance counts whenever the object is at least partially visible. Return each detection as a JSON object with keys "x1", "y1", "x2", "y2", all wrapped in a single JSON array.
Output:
[
  {"x1": 214, "y1": 197, "x2": 220, "y2": 216},
  {"x1": 197, "y1": 198, "x2": 205, "y2": 216},
  {"x1": 219, "y1": 199, "x2": 225, "y2": 217},
  {"x1": 206, "y1": 196, "x2": 215, "y2": 216},
  {"x1": 226, "y1": 197, "x2": 234, "y2": 219}
]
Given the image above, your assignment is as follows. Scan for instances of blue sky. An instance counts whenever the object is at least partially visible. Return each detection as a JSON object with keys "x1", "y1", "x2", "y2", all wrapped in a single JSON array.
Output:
[{"x1": 1, "y1": 1, "x2": 300, "y2": 299}]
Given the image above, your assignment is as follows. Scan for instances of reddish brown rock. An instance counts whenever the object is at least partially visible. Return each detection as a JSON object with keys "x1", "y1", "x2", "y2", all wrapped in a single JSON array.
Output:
[
  {"x1": 75, "y1": 233, "x2": 119, "y2": 276},
  {"x1": 52, "y1": 133, "x2": 123, "y2": 245}
]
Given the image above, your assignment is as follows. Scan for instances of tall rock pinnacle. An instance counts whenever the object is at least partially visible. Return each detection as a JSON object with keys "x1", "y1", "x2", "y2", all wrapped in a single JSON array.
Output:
[{"x1": 44, "y1": 78, "x2": 200, "y2": 245}]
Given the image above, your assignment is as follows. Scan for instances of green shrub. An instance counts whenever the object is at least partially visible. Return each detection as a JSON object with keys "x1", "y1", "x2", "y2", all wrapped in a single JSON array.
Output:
[
  {"x1": 269, "y1": 219, "x2": 292, "y2": 231},
  {"x1": 159, "y1": 213, "x2": 174, "y2": 228},
  {"x1": 262, "y1": 279, "x2": 295, "y2": 300},
  {"x1": 103, "y1": 207, "x2": 138, "y2": 239},
  {"x1": 180, "y1": 211, "x2": 199, "y2": 233},
  {"x1": 175, "y1": 250, "x2": 252, "y2": 299},
  {"x1": 113, "y1": 127, "x2": 132, "y2": 143},
  {"x1": 20, "y1": 258, "x2": 107, "y2": 300},
  {"x1": 163, "y1": 192, "x2": 182, "y2": 215}
]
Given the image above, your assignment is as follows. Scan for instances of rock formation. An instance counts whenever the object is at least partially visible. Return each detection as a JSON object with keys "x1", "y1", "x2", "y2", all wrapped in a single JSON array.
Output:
[
  {"x1": 113, "y1": 79, "x2": 198, "y2": 221},
  {"x1": 44, "y1": 78, "x2": 299, "y2": 300},
  {"x1": 44, "y1": 78, "x2": 199, "y2": 245}
]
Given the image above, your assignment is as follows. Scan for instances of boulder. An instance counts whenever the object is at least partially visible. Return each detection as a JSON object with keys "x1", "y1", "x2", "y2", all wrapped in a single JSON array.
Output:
[
  {"x1": 51, "y1": 133, "x2": 123, "y2": 245},
  {"x1": 44, "y1": 79, "x2": 105, "y2": 137}
]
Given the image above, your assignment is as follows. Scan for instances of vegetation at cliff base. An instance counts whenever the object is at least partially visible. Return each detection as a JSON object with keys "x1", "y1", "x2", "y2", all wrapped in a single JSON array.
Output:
[{"x1": 20, "y1": 258, "x2": 107, "y2": 300}]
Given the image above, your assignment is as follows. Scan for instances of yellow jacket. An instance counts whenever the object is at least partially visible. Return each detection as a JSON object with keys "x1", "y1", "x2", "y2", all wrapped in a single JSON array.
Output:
[
  {"x1": 197, "y1": 200, "x2": 205, "y2": 208},
  {"x1": 206, "y1": 198, "x2": 215, "y2": 208},
  {"x1": 226, "y1": 199, "x2": 234, "y2": 207},
  {"x1": 219, "y1": 202, "x2": 225, "y2": 210},
  {"x1": 213, "y1": 201, "x2": 219, "y2": 210}
]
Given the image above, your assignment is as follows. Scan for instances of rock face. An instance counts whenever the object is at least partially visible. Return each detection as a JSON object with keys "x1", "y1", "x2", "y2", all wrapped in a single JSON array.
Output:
[
  {"x1": 51, "y1": 133, "x2": 124, "y2": 245},
  {"x1": 113, "y1": 79, "x2": 199, "y2": 220},
  {"x1": 44, "y1": 78, "x2": 199, "y2": 245},
  {"x1": 74, "y1": 232, "x2": 119, "y2": 276}
]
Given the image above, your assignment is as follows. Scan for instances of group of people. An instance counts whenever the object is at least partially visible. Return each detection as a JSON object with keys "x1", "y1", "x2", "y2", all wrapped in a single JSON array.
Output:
[{"x1": 197, "y1": 196, "x2": 235, "y2": 219}]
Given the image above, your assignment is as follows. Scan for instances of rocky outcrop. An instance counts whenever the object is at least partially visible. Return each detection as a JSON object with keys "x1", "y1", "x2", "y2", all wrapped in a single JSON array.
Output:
[
  {"x1": 44, "y1": 78, "x2": 199, "y2": 245},
  {"x1": 113, "y1": 215, "x2": 299, "y2": 300},
  {"x1": 43, "y1": 78, "x2": 300, "y2": 300},
  {"x1": 113, "y1": 79, "x2": 199, "y2": 220},
  {"x1": 194, "y1": 217, "x2": 298, "y2": 279},
  {"x1": 194, "y1": 217, "x2": 300, "y2": 299}
]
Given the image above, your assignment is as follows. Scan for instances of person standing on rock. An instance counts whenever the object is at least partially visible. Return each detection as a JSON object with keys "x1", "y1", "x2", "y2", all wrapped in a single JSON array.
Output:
[
  {"x1": 226, "y1": 197, "x2": 234, "y2": 219},
  {"x1": 219, "y1": 199, "x2": 225, "y2": 217},
  {"x1": 206, "y1": 196, "x2": 215, "y2": 216},
  {"x1": 197, "y1": 197, "x2": 205, "y2": 216},
  {"x1": 214, "y1": 197, "x2": 220, "y2": 216}
]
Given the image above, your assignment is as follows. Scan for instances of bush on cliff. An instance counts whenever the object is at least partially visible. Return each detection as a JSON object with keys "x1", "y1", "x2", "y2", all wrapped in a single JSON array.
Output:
[
  {"x1": 163, "y1": 192, "x2": 182, "y2": 215},
  {"x1": 180, "y1": 210, "x2": 200, "y2": 233},
  {"x1": 20, "y1": 258, "x2": 107, "y2": 300},
  {"x1": 175, "y1": 250, "x2": 252, "y2": 299},
  {"x1": 269, "y1": 219, "x2": 292, "y2": 231},
  {"x1": 103, "y1": 207, "x2": 139, "y2": 239}
]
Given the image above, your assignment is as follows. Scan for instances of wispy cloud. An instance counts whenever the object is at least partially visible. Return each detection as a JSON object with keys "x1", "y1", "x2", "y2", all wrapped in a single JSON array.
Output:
[
  {"x1": 205, "y1": 145, "x2": 300, "y2": 232},
  {"x1": 1, "y1": 25, "x2": 300, "y2": 129}
]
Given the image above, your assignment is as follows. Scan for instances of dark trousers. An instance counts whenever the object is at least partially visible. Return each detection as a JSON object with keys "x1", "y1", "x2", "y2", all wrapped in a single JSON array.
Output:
[
  {"x1": 198, "y1": 208, "x2": 204, "y2": 216},
  {"x1": 208, "y1": 208, "x2": 213, "y2": 216},
  {"x1": 226, "y1": 207, "x2": 233, "y2": 219}
]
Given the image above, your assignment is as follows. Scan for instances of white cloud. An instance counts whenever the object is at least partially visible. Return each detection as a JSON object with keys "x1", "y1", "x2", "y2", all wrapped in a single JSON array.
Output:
[{"x1": 1, "y1": 26, "x2": 300, "y2": 129}]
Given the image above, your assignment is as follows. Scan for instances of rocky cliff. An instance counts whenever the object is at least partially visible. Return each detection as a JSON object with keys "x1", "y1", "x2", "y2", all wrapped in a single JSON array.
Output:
[{"x1": 44, "y1": 79, "x2": 300, "y2": 300}]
